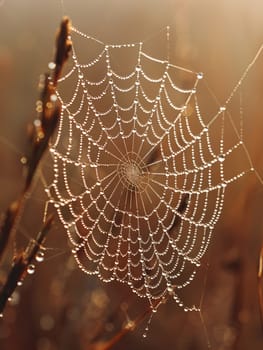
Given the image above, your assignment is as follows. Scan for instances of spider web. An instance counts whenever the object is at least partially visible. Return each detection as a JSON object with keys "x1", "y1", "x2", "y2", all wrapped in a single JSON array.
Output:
[{"x1": 44, "y1": 25, "x2": 255, "y2": 311}]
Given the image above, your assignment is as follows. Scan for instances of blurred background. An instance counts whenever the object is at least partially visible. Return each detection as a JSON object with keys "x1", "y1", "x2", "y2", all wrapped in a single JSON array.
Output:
[{"x1": 1, "y1": 0, "x2": 263, "y2": 349}]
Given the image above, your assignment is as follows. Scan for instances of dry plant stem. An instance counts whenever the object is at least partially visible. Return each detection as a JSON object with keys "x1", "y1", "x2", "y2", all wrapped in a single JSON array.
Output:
[
  {"x1": 0, "y1": 199, "x2": 21, "y2": 259},
  {"x1": 25, "y1": 16, "x2": 72, "y2": 191},
  {"x1": 258, "y1": 245, "x2": 263, "y2": 331},
  {"x1": 53, "y1": 16, "x2": 72, "y2": 86},
  {"x1": 25, "y1": 73, "x2": 61, "y2": 192},
  {"x1": 92, "y1": 300, "x2": 161, "y2": 350},
  {"x1": 0, "y1": 17, "x2": 72, "y2": 263},
  {"x1": 0, "y1": 215, "x2": 54, "y2": 314}
]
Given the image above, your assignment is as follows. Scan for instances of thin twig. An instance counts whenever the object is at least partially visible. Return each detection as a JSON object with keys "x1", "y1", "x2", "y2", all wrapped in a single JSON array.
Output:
[
  {"x1": 0, "y1": 17, "x2": 72, "y2": 318},
  {"x1": 0, "y1": 199, "x2": 21, "y2": 259},
  {"x1": 0, "y1": 215, "x2": 54, "y2": 315},
  {"x1": 25, "y1": 16, "x2": 72, "y2": 191},
  {"x1": 53, "y1": 16, "x2": 72, "y2": 86},
  {"x1": 0, "y1": 17, "x2": 72, "y2": 263},
  {"x1": 258, "y1": 245, "x2": 263, "y2": 331},
  {"x1": 89, "y1": 299, "x2": 163, "y2": 350}
]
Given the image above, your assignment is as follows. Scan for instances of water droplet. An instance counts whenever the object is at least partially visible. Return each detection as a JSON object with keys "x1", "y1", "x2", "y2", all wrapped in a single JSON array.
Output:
[
  {"x1": 36, "y1": 250, "x2": 45, "y2": 263},
  {"x1": 27, "y1": 264, "x2": 35, "y2": 274},
  {"x1": 50, "y1": 94, "x2": 57, "y2": 102},
  {"x1": 0, "y1": 313, "x2": 3, "y2": 318},
  {"x1": 20, "y1": 156, "x2": 27, "y2": 165},
  {"x1": 220, "y1": 106, "x2": 226, "y2": 112},
  {"x1": 167, "y1": 286, "x2": 174, "y2": 295},
  {"x1": 135, "y1": 65, "x2": 141, "y2": 72},
  {"x1": 197, "y1": 72, "x2": 203, "y2": 79},
  {"x1": 125, "y1": 320, "x2": 135, "y2": 330},
  {"x1": 9, "y1": 291, "x2": 20, "y2": 306},
  {"x1": 17, "y1": 281, "x2": 23, "y2": 286},
  {"x1": 34, "y1": 119, "x2": 41, "y2": 127},
  {"x1": 107, "y1": 70, "x2": 112, "y2": 77},
  {"x1": 218, "y1": 154, "x2": 225, "y2": 162},
  {"x1": 48, "y1": 62, "x2": 56, "y2": 70}
]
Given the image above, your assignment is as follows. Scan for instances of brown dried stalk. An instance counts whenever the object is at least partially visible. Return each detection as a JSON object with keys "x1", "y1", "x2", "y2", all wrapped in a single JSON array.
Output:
[
  {"x1": 89, "y1": 304, "x2": 153, "y2": 350},
  {"x1": 0, "y1": 17, "x2": 72, "y2": 316},
  {"x1": 25, "y1": 16, "x2": 72, "y2": 191},
  {"x1": 53, "y1": 16, "x2": 72, "y2": 86},
  {"x1": 0, "y1": 17, "x2": 72, "y2": 262},
  {"x1": 89, "y1": 296, "x2": 165, "y2": 350},
  {"x1": 0, "y1": 215, "x2": 53, "y2": 314},
  {"x1": 258, "y1": 245, "x2": 263, "y2": 331},
  {"x1": 0, "y1": 199, "x2": 21, "y2": 261}
]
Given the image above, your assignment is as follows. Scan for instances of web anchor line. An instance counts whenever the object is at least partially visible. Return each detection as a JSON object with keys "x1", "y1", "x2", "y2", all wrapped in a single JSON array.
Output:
[{"x1": 45, "y1": 25, "x2": 263, "y2": 313}]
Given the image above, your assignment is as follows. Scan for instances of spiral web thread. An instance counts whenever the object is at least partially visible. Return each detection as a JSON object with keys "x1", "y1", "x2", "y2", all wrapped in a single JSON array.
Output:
[{"x1": 44, "y1": 25, "x2": 257, "y2": 312}]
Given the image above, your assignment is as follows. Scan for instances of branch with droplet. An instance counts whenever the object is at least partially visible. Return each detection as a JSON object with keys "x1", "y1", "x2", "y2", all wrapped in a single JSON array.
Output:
[
  {"x1": 0, "y1": 17, "x2": 72, "y2": 262},
  {"x1": 25, "y1": 16, "x2": 72, "y2": 192},
  {"x1": 0, "y1": 215, "x2": 53, "y2": 316},
  {"x1": 0, "y1": 17, "x2": 72, "y2": 316},
  {"x1": 88, "y1": 302, "x2": 155, "y2": 350},
  {"x1": 87, "y1": 294, "x2": 172, "y2": 350}
]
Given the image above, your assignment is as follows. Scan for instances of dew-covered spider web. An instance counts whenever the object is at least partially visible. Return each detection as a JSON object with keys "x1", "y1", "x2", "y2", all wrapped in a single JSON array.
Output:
[{"x1": 43, "y1": 25, "x2": 262, "y2": 313}]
